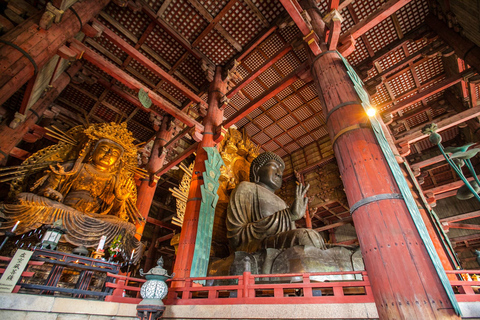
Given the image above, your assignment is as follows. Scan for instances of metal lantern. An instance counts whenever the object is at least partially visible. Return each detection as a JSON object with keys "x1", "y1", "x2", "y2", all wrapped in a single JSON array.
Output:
[
  {"x1": 137, "y1": 257, "x2": 174, "y2": 320},
  {"x1": 39, "y1": 220, "x2": 66, "y2": 250}
]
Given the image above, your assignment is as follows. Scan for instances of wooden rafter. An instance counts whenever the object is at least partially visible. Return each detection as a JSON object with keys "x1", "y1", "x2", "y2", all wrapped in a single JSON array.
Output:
[
  {"x1": 383, "y1": 69, "x2": 473, "y2": 115},
  {"x1": 188, "y1": 0, "x2": 242, "y2": 51},
  {"x1": 93, "y1": 21, "x2": 207, "y2": 108},
  {"x1": 339, "y1": 0, "x2": 414, "y2": 45},
  {"x1": 69, "y1": 39, "x2": 203, "y2": 130}
]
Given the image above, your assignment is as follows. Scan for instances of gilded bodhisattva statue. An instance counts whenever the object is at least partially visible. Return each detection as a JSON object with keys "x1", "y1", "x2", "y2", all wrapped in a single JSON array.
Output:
[{"x1": 0, "y1": 122, "x2": 144, "y2": 259}]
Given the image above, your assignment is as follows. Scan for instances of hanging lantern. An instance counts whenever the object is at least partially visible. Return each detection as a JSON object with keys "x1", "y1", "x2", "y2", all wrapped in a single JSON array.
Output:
[{"x1": 39, "y1": 220, "x2": 66, "y2": 250}]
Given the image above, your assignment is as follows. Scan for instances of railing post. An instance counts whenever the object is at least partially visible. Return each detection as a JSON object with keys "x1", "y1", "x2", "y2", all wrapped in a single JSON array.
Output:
[
  {"x1": 362, "y1": 271, "x2": 374, "y2": 297},
  {"x1": 185, "y1": 278, "x2": 193, "y2": 299},
  {"x1": 303, "y1": 273, "x2": 312, "y2": 298},
  {"x1": 243, "y1": 272, "x2": 250, "y2": 298}
]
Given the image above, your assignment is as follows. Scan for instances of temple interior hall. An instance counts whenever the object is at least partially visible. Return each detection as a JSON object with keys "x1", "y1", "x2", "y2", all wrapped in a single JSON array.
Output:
[{"x1": 1, "y1": 0, "x2": 480, "y2": 319}]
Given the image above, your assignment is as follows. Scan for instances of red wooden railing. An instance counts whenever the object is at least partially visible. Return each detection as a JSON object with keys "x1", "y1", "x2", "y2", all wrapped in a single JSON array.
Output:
[
  {"x1": 3, "y1": 253, "x2": 480, "y2": 306},
  {"x1": 104, "y1": 272, "x2": 145, "y2": 304},
  {"x1": 165, "y1": 270, "x2": 375, "y2": 305},
  {"x1": 446, "y1": 270, "x2": 480, "y2": 302}
]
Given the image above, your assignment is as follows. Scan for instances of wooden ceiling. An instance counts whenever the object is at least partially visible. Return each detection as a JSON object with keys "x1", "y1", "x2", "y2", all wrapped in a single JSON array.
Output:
[{"x1": 3, "y1": 0, "x2": 480, "y2": 257}]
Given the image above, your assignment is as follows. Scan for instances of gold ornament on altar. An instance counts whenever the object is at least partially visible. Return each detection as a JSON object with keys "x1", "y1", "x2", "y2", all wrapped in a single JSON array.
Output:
[{"x1": 0, "y1": 122, "x2": 146, "y2": 260}]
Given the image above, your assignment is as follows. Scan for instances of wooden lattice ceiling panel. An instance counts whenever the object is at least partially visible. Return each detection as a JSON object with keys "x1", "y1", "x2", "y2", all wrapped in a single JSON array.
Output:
[
  {"x1": 347, "y1": 37, "x2": 370, "y2": 66},
  {"x1": 377, "y1": 47, "x2": 406, "y2": 71},
  {"x1": 197, "y1": 28, "x2": 237, "y2": 65},
  {"x1": 251, "y1": 0, "x2": 284, "y2": 23},
  {"x1": 105, "y1": 4, "x2": 151, "y2": 39},
  {"x1": 396, "y1": 0, "x2": 429, "y2": 34},
  {"x1": 220, "y1": 1, "x2": 263, "y2": 47},
  {"x1": 58, "y1": 86, "x2": 96, "y2": 114},
  {"x1": 176, "y1": 54, "x2": 207, "y2": 89},
  {"x1": 164, "y1": 0, "x2": 208, "y2": 42},
  {"x1": 144, "y1": 25, "x2": 188, "y2": 67},
  {"x1": 388, "y1": 71, "x2": 416, "y2": 98}
]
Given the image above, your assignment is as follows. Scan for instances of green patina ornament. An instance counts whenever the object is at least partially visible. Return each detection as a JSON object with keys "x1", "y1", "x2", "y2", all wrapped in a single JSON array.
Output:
[
  {"x1": 190, "y1": 147, "x2": 224, "y2": 283},
  {"x1": 138, "y1": 88, "x2": 152, "y2": 109}
]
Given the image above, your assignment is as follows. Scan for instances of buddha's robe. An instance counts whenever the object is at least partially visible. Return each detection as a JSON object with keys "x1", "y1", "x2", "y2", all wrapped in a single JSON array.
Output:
[{"x1": 226, "y1": 181, "x2": 326, "y2": 252}]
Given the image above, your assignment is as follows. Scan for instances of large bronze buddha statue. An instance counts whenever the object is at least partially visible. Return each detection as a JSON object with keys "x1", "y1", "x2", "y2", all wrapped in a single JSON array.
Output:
[
  {"x1": 227, "y1": 152, "x2": 326, "y2": 252},
  {"x1": 0, "y1": 122, "x2": 144, "y2": 260}
]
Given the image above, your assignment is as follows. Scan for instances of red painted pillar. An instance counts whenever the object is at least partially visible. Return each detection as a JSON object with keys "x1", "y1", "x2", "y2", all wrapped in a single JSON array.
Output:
[
  {"x1": 135, "y1": 116, "x2": 173, "y2": 240},
  {"x1": 0, "y1": 0, "x2": 109, "y2": 106},
  {"x1": 172, "y1": 67, "x2": 225, "y2": 283},
  {"x1": 302, "y1": 1, "x2": 459, "y2": 318},
  {"x1": 0, "y1": 62, "x2": 82, "y2": 164},
  {"x1": 310, "y1": 52, "x2": 459, "y2": 320}
]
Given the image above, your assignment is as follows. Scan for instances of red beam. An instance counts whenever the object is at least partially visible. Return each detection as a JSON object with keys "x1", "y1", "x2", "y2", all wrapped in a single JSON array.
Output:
[
  {"x1": 236, "y1": 26, "x2": 278, "y2": 62},
  {"x1": 155, "y1": 142, "x2": 198, "y2": 176},
  {"x1": 278, "y1": 0, "x2": 322, "y2": 55},
  {"x1": 328, "y1": 0, "x2": 340, "y2": 11},
  {"x1": 191, "y1": 0, "x2": 237, "y2": 48},
  {"x1": 146, "y1": 217, "x2": 179, "y2": 231},
  {"x1": 339, "y1": 0, "x2": 414, "y2": 44},
  {"x1": 396, "y1": 105, "x2": 480, "y2": 146},
  {"x1": 70, "y1": 39, "x2": 203, "y2": 130},
  {"x1": 385, "y1": 70, "x2": 472, "y2": 115},
  {"x1": 227, "y1": 45, "x2": 293, "y2": 98},
  {"x1": 93, "y1": 21, "x2": 206, "y2": 107},
  {"x1": 441, "y1": 210, "x2": 480, "y2": 224},
  {"x1": 446, "y1": 223, "x2": 480, "y2": 231},
  {"x1": 140, "y1": 4, "x2": 211, "y2": 63},
  {"x1": 224, "y1": 62, "x2": 308, "y2": 128}
]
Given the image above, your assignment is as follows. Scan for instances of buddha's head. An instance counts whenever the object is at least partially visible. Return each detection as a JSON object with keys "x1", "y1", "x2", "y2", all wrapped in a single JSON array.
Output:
[
  {"x1": 91, "y1": 139, "x2": 124, "y2": 171},
  {"x1": 249, "y1": 152, "x2": 285, "y2": 192}
]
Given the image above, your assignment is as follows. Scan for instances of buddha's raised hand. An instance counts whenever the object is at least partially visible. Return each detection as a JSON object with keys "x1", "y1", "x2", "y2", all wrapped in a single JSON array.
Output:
[{"x1": 290, "y1": 183, "x2": 310, "y2": 221}]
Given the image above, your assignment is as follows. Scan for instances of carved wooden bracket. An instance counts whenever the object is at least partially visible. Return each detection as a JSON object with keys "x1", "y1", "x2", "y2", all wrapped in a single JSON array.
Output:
[
  {"x1": 191, "y1": 125, "x2": 203, "y2": 142},
  {"x1": 39, "y1": 2, "x2": 65, "y2": 30}
]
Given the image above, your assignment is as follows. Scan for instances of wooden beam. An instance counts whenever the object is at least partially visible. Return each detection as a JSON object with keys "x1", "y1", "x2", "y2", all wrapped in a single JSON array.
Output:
[
  {"x1": 146, "y1": 217, "x2": 179, "y2": 231},
  {"x1": 365, "y1": 41, "x2": 446, "y2": 86},
  {"x1": 396, "y1": 105, "x2": 480, "y2": 146},
  {"x1": 441, "y1": 210, "x2": 480, "y2": 224},
  {"x1": 94, "y1": 21, "x2": 206, "y2": 108},
  {"x1": 384, "y1": 69, "x2": 473, "y2": 115},
  {"x1": 227, "y1": 44, "x2": 293, "y2": 98},
  {"x1": 139, "y1": 4, "x2": 213, "y2": 64},
  {"x1": 188, "y1": 0, "x2": 242, "y2": 51},
  {"x1": 339, "y1": 0, "x2": 414, "y2": 44},
  {"x1": 446, "y1": 223, "x2": 480, "y2": 231},
  {"x1": 70, "y1": 39, "x2": 203, "y2": 130},
  {"x1": 155, "y1": 142, "x2": 198, "y2": 176},
  {"x1": 314, "y1": 217, "x2": 352, "y2": 232},
  {"x1": 191, "y1": 0, "x2": 238, "y2": 48},
  {"x1": 224, "y1": 62, "x2": 309, "y2": 128},
  {"x1": 450, "y1": 233, "x2": 480, "y2": 244}
]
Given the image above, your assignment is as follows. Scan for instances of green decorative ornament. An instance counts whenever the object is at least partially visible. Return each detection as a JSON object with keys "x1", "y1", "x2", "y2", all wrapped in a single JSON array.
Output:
[{"x1": 138, "y1": 88, "x2": 152, "y2": 109}]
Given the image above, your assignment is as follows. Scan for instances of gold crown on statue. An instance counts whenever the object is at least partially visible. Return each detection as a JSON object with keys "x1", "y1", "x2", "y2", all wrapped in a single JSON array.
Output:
[{"x1": 84, "y1": 122, "x2": 137, "y2": 159}]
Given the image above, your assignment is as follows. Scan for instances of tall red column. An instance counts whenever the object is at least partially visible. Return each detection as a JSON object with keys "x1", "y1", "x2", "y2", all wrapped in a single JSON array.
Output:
[
  {"x1": 302, "y1": 1, "x2": 459, "y2": 318},
  {"x1": 0, "y1": 0, "x2": 109, "y2": 106},
  {"x1": 136, "y1": 116, "x2": 173, "y2": 239},
  {"x1": 172, "y1": 67, "x2": 225, "y2": 282},
  {"x1": 0, "y1": 62, "x2": 82, "y2": 164}
]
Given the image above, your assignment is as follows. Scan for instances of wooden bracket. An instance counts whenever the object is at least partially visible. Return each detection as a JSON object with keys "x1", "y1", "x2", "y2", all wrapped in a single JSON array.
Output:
[
  {"x1": 338, "y1": 35, "x2": 356, "y2": 57},
  {"x1": 39, "y1": 2, "x2": 65, "y2": 30},
  {"x1": 219, "y1": 95, "x2": 229, "y2": 110},
  {"x1": 303, "y1": 30, "x2": 322, "y2": 56},
  {"x1": 82, "y1": 22, "x2": 104, "y2": 38},
  {"x1": 57, "y1": 45, "x2": 82, "y2": 61},
  {"x1": 191, "y1": 125, "x2": 203, "y2": 142},
  {"x1": 327, "y1": 14, "x2": 342, "y2": 51},
  {"x1": 214, "y1": 125, "x2": 227, "y2": 143}
]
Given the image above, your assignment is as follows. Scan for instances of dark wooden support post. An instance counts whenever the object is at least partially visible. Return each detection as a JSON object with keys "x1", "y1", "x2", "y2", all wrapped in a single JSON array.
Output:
[
  {"x1": 0, "y1": 62, "x2": 82, "y2": 164},
  {"x1": 136, "y1": 116, "x2": 174, "y2": 239},
  {"x1": 172, "y1": 67, "x2": 225, "y2": 283},
  {"x1": 144, "y1": 225, "x2": 161, "y2": 272},
  {"x1": 0, "y1": 0, "x2": 109, "y2": 106},
  {"x1": 303, "y1": 0, "x2": 459, "y2": 318}
]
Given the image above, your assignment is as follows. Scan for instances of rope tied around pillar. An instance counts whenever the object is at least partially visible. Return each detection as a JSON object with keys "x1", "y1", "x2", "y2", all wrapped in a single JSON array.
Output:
[{"x1": 0, "y1": 40, "x2": 38, "y2": 75}]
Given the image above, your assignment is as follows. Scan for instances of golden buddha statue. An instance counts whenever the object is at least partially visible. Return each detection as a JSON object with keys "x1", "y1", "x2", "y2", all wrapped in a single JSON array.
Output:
[{"x1": 0, "y1": 122, "x2": 144, "y2": 260}]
